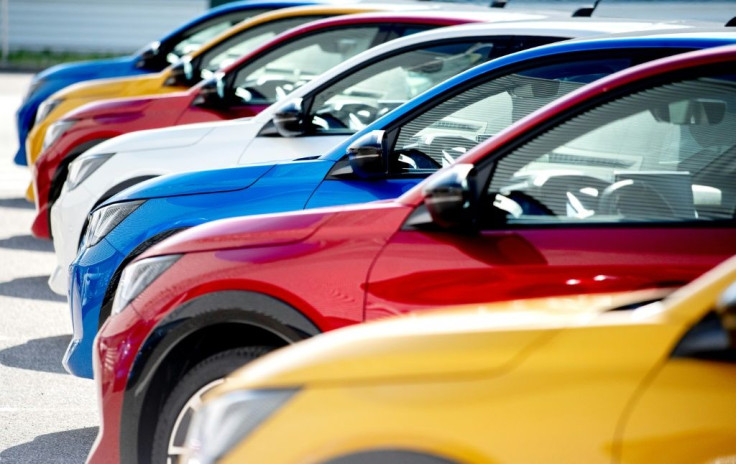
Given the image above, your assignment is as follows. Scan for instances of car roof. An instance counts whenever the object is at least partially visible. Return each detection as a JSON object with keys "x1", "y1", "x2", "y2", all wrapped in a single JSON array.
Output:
[
  {"x1": 397, "y1": 43, "x2": 736, "y2": 206},
  {"x1": 320, "y1": 31, "x2": 736, "y2": 163}
]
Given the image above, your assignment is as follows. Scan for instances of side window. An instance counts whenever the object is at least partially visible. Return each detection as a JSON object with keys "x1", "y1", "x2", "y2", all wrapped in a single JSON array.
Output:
[
  {"x1": 309, "y1": 41, "x2": 498, "y2": 133},
  {"x1": 487, "y1": 74, "x2": 736, "y2": 225},
  {"x1": 389, "y1": 25, "x2": 437, "y2": 39},
  {"x1": 167, "y1": 9, "x2": 269, "y2": 63},
  {"x1": 672, "y1": 311, "x2": 736, "y2": 362},
  {"x1": 390, "y1": 58, "x2": 631, "y2": 175},
  {"x1": 197, "y1": 16, "x2": 327, "y2": 80},
  {"x1": 231, "y1": 26, "x2": 382, "y2": 105}
]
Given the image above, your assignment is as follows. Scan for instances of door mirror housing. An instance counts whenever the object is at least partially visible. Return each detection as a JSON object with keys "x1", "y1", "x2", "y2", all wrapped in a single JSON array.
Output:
[
  {"x1": 136, "y1": 41, "x2": 160, "y2": 69},
  {"x1": 193, "y1": 74, "x2": 226, "y2": 108},
  {"x1": 164, "y1": 57, "x2": 196, "y2": 87},
  {"x1": 422, "y1": 164, "x2": 476, "y2": 230},
  {"x1": 273, "y1": 98, "x2": 306, "y2": 137},
  {"x1": 348, "y1": 130, "x2": 388, "y2": 179}
]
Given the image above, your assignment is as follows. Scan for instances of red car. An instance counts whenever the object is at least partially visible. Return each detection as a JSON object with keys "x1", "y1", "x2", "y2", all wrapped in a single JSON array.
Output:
[
  {"x1": 31, "y1": 11, "x2": 487, "y2": 239},
  {"x1": 92, "y1": 45, "x2": 736, "y2": 463}
]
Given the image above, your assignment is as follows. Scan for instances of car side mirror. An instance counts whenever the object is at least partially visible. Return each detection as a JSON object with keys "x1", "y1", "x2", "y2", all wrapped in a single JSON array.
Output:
[
  {"x1": 273, "y1": 98, "x2": 306, "y2": 137},
  {"x1": 347, "y1": 130, "x2": 388, "y2": 179},
  {"x1": 136, "y1": 41, "x2": 160, "y2": 69},
  {"x1": 193, "y1": 75, "x2": 226, "y2": 108},
  {"x1": 163, "y1": 57, "x2": 196, "y2": 87},
  {"x1": 423, "y1": 163, "x2": 476, "y2": 229},
  {"x1": 717, "y1": 282, "x2": 736, "y2": 349}
]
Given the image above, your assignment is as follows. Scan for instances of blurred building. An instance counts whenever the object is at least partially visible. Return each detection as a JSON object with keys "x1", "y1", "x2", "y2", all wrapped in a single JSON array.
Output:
[{"x1": 0, "y1": 0, "x2": 209, "y2": 54}]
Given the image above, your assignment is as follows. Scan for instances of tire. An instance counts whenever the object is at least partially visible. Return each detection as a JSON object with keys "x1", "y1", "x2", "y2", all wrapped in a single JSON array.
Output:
[{"x1": 150, "y1": 346, "x2": 274, "y2": 464}]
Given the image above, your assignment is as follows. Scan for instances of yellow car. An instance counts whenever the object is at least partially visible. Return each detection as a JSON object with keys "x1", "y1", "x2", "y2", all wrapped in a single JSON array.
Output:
[
  {"x1": 23, "y1": 3, "x2": 384, "y2": 199},
  {"x1": 184, "y1": 256, "x2": 736, "y2": 464}
]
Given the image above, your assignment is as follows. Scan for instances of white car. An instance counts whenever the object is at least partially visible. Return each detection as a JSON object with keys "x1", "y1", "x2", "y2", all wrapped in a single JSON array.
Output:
[{"x1": 48, "y1": 19, "x2": 702, "y2": 294}]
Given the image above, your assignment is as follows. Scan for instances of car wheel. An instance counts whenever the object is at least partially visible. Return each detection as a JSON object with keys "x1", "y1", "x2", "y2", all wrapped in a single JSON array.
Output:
[{"x1": 151, "y1": 346, "x2": 274, "y2": 464}]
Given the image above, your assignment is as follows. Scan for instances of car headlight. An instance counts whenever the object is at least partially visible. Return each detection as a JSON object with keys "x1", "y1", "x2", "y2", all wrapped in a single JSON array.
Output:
[
  {"x1": 66, "y1": 153, "x2": 114, "y2": 191},
  {"x1": 83, "y1": 200, "x2": 144, "y2": 249},
  {"x1": 42, "y1": 119, "x2": 77, "y2": 151},
  {"x1": 35, "y1": 98, "x2": 63, "y2": 125},
  {"x1": 24, "y1": 77, "x2": 44, "y2": 101},
  {"x1": 112, "y1": 254, "x2": 182, "y2": 315},
  {"x1": 184, "y1": 388, "x2": 299, "y2": 464}
]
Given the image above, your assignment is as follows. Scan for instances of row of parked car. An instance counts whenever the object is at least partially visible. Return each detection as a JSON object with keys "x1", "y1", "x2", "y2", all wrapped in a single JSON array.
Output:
[{"x1": 14, "y1": 0, "x2": 736, "y2": 462}]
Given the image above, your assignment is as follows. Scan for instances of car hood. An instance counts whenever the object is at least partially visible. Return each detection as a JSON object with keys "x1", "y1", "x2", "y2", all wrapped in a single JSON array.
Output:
[
  {"x1": 106, "y1": 162, "x2": 278, "y2": 203},
  {"x1": 143, "y1": 207, "x2": 341, "y2": 255},
  {"x1": 55, "y1": 72, "x2": 164, "y2": 101},
  {"x1": 218, "y1": 289, "x2": 670, "y2": 389},
  {"x1": 81, "y1": 120, "x2": 225, "y2": 154},
  {"x1": 65, "y1": 94, "x2": 160, "y2": 121},
  {"x1": 35, "y1": 55, "x2": 138, "y2": 82}
]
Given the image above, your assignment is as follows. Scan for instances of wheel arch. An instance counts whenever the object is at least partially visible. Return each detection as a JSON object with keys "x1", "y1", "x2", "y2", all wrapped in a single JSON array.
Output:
[
  {"x1": 119, "y1": 290, "x2": 320, "y2": 464},
  {"x1": 47, "y1": 138, "x2": 109, "y2": 236}
]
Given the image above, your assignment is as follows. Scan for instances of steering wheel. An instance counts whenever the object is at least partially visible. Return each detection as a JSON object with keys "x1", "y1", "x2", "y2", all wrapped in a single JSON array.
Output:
[
  {"x1": 534, "y1": 175, "x2": 611, "y2": 217},
  {"x1": 315, "y1": 102, "x2": 379, "y2": 130},
  {"x1": 392, "y1": 148, "x2": 441, "y2": 171},
  {"x1": 598, "y1": 180, "x2": 677, "y2": 219},
  {"x1": 502, "y1": 190, "x2": 556, "y2": 217},
  {"x1": 425, "y1": 135, "x2": 478, "y2": 164}
]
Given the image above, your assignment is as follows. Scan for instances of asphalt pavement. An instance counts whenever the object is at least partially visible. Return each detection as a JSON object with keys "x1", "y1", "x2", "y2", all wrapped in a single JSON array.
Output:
[{"x1": 0, "y1": 73, "x2": 98, "y2": 463}]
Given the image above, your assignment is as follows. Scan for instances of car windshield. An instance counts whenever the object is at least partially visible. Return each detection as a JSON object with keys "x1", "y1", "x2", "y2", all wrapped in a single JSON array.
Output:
[
  {"x1": 390, "y1": 58, "x2": 632, "y2": 174},
  {"x1": 166, "y1": 9, "x2": 270, "y2": 64},
  {"x1": 309, "y1": 41, "x2": 500, "y2": 133},
  {"x1": 196, "y1": 16, "x2": 327, "y2": 80},
  {"x1": 230, "y1": 26, "x2": 383, "y2": 105}
]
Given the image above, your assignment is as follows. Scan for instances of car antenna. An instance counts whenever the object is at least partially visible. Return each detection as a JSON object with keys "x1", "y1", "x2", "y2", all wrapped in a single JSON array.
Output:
[
  {"x1": 727, "y1": 16, "x2": 736, "y2": 26},
  {"x1": 572, "y1": 0, "x2": 602, "y2": 17},
  {"x1": 490, "y1": 0, "x2": 508, "y2": 8}
]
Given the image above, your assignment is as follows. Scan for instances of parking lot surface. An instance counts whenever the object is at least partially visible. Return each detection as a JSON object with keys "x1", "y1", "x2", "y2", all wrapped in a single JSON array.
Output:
[{"x1": 0, "y1": 73, "x2": 98, "y2": 463}]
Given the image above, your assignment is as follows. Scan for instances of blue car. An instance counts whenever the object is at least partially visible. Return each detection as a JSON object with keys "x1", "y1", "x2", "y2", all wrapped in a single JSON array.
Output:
[
  {"x1": 65, "y1": 33, "x2": 736, "y2": 378},
  {"x1": 14, "y1": 0, "x2": 321, "y2": 166}
]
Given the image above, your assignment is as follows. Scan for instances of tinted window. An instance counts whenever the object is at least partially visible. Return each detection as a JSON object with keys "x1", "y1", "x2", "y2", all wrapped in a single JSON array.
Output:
[
  {"x1": 166, "y1": 9, "x2": 270, "y2": 63},
  {"x1": 310, "y1": 41, "x2": 498, "y2": 133},
  {"x1": 487, "y1": 74, "x2": 736, "y2": 224},
  {"x1": 232, "y1": 26, "x2": 382, "y2": 105},
  {"x1": 197, "y1": 16, "x2": 328, "y2": 80},
  {"x1": 391, "y1": 58, "x2": 631, "y2": 174}
]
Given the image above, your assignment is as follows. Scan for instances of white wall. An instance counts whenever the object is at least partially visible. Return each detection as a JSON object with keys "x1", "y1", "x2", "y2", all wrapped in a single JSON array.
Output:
[{"x1": 2, "y1": 0, "x2": 209, "y2": 53}]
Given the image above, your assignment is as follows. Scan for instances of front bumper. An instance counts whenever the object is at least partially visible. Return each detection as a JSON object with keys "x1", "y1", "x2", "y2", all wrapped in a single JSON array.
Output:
[
  {"x1": 63, "y1": 237, "x2": 128, "y2": 378},
  {"x1": 89, "y1": 302, "x2": 150, "y2": 464},
  {"x1": 49, "y1": 182, "x2": 96, "y2": 295},
  {"x1": 15, "y1": 103, "x2": 32, "y2": 166}
]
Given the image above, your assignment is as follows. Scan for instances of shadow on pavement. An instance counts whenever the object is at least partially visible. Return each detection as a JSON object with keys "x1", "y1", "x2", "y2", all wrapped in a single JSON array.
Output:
[
  {"x1": 0, "y1": 197, "x2": 33, "y2": 209},
  {"x1": 0, "y1": 426, "x2": 98, "y2": 463},
  {"x1": 0, "y1": 275, "x2": 65, "y2": 302},
  {"x1": 0, "y1": 334, "x2": 71, "y2": 374},
  {"x1": 0, "y1": 234, "x2": 53, "y2": 252}
]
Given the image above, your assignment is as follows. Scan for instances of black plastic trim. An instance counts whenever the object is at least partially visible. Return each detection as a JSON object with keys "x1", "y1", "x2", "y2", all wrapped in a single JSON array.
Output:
[
  {"x1": 119, "y1": 290, "x2": 318, "y2": 464},
  {"x1": 46, "y1": 138, "x2": 109, "y2": 238}
]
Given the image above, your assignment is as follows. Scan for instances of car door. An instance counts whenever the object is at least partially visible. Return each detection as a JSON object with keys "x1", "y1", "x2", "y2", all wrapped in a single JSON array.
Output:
[
  {"x1": 365, "y1": 60, "x2": 736, "y2": 320},
  {"x1": 618, "y1": 310, "x2": 736, "y2": 463}
]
